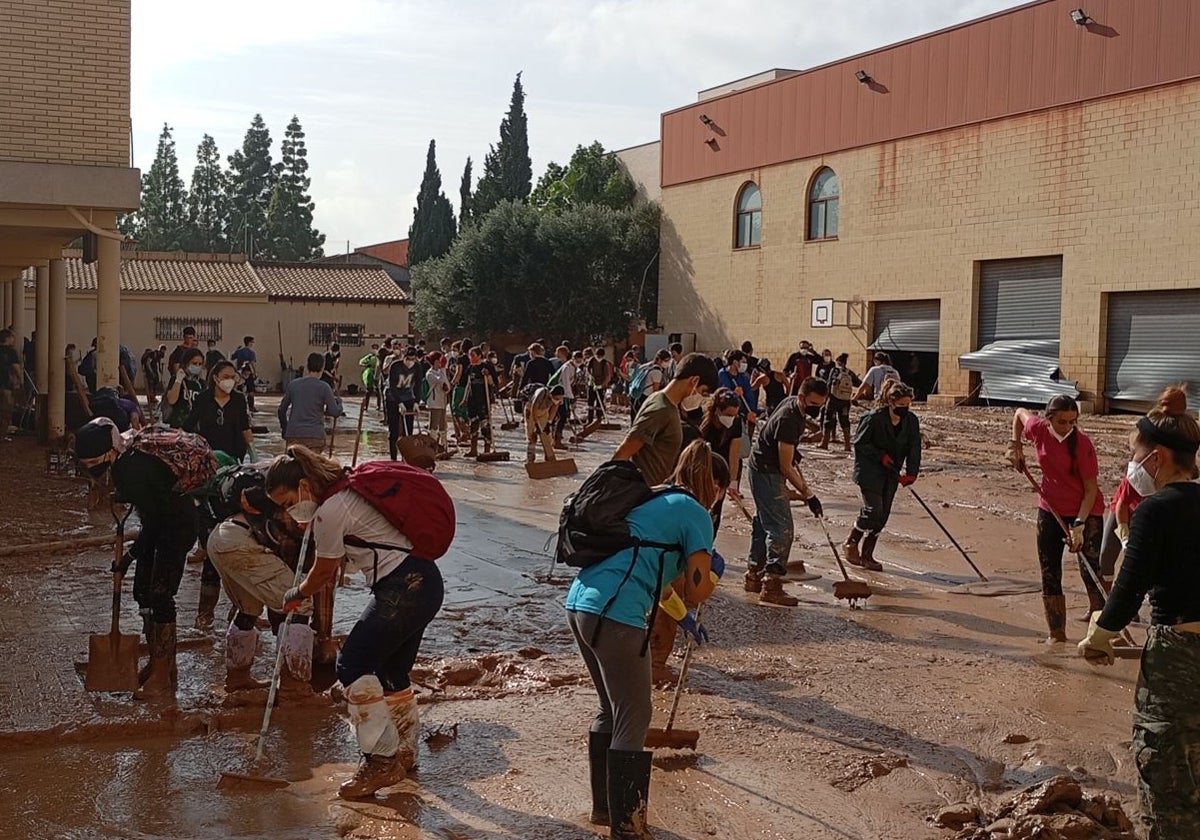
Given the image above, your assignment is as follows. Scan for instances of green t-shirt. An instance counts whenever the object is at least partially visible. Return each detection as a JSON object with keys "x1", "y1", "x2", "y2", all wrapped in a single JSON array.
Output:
[{"x1": 628, "y1": 391, "x2": 682, "y2": 486}]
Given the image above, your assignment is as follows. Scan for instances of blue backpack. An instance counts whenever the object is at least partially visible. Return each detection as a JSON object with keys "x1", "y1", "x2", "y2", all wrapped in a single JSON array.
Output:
[{"x1": 627, "y1": 362, "x2": 658, "y2": 400}]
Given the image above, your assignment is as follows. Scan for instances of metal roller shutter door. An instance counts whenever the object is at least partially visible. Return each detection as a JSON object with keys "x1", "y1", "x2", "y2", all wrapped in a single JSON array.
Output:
[
  {"x1": 1105, "y1": 289, "x2": 1200, "y2": 407},
  {"x1": 868, "y1": 299, "x2": 941, "y2": 353}
]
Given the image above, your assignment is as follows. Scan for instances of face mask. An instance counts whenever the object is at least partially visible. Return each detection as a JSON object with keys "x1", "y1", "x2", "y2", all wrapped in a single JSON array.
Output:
[
  {"x1": 187, "y1": 364, "x2": 203, "y2": 377},
  {"x1": 681, "y1": 393, "x2": 704, "y2": 412},
  {"x1": 287, "y1": 487, "x2": 319, "y2": 528},
  {"x1": 823, "y1": 355, "x2": 832, "y2": 363},
  {"x1": 1125, "y1": 451, "x2": 1159, "y2": 497},
  {"x1": 718, "y1": 414, "x2": 736, "y2": 428},
  {"x1": 1049, "y1": 426, "x2": 1075, "y2": 444},
  {"x1": 217, "y1": 378, "x2": 236, "y2": 394},
  {"x1": 892, "y1": 406, "x2": 910, "y2": 417}
]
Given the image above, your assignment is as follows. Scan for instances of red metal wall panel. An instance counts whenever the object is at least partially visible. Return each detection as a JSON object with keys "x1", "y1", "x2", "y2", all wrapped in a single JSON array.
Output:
[{"x1": 662, "y1": 0, "x2": 1200, "y2": 187}]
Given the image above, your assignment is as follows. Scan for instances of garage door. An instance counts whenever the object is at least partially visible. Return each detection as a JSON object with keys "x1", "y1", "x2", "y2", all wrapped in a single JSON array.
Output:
[
  {"x1": 960, "y1": 256, "x2": 1077, "y2": 402},
  {"x1": 1105, "y1": 289, "x2": 1200, "y2": 408},
  {"x1": 869, "y1": 299, "x2": 940, "y2": 353}
]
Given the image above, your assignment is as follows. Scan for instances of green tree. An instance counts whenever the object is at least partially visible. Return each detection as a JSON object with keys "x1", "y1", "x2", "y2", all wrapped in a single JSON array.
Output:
[
  {"x1": 530, "y1": 142, "x2": 637, "y2": 212},
  {"x1": 458, "y1": 157, "x2": 474, "y2": 232},
  {"x1": 264, "y1": 115, "x2": 325, "y2": 260},
  {"x1": 408, "y1": 139, "x2": 457, "y2": 266},
  {"x1": 185, "y1": 134, "x2": 229, "y2": 252},
  {"x1": 473, "y1": 72, "x2": 532, "y2": 216},
  {"x1": 226, "y1": 114, "x2": 275, "y2": 257},
  {"x1": 135, "y1": 123, "x2": 191, "y2": 250}
]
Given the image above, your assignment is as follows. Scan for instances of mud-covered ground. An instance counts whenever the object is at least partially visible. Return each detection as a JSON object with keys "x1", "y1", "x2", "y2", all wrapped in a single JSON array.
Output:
[{"x1": 0, "y1": 399, "x2": 1151, "y2": 839}]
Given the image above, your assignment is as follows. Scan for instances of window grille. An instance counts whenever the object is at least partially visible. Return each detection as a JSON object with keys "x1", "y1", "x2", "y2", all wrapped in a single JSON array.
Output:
[
  {"x1": 154, "y1": 317, "x2": 222, "y2": 342},
  {"x1": 309, "y1": 323, "x2": 364, "y2": 346}
]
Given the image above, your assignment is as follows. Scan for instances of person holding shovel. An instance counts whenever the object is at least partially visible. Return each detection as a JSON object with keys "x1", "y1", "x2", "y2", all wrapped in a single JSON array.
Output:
[
  {"x1": 523, "y1": 384, "x2": 565, "y2": 464},
  {"x1": 382, "y1": 346, "x2": 420, "y2": 458},
  {"x1": 1077, "y1": 386, "x2": 1200, "y2": 839},
  {"x1": 461, "y1": 346, "x2": 497, "y2": 458},
  {"x1": 1008, "y1": 394, "x2": 1106, "y2": 643},
  {"x1": 844, "y1": 380, "x2": 922, "y2": 572},
  {"x1": 566, "y1": 440, "x2": 722, "y2": 839}
]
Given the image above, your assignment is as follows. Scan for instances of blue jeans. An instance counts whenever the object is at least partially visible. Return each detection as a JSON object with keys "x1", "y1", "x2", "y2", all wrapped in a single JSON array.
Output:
[
  {"x1": 336, "y1": 555, "x2": 445, "y2": 692},
  {"x1": 748, "y1": 465, "x2": 793, "y2": 571}
]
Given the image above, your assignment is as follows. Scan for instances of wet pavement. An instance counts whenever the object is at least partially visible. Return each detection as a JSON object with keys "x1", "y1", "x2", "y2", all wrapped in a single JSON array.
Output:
[{"x1": 0, "y1": 398, "x2": 1149, "y2": 839}]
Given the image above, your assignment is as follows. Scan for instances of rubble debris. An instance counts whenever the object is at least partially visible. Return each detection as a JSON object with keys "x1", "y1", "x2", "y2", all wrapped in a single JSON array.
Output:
[{"x1": 929, "y1": 776, "x2": 1137, "y2": 839}]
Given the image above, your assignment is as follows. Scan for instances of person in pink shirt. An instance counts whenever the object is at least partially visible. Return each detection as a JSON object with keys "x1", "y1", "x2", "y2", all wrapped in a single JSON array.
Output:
[
  {"x1": 1100, "y1": 476, "x2": 1143, "y2": 582},
  {"x1": 1008, "y1": 395, "x2": 1106, "y2": 643}
]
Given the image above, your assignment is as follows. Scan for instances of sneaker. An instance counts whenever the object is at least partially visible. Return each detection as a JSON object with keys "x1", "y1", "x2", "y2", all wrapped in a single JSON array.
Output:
[{"x1": 338, "y1": 753, "x2": 406, "y2": 799}]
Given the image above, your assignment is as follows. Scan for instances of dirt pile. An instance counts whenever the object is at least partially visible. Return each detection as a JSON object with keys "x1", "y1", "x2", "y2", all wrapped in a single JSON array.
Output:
[
  {"x1": 831, "y1": 752, "x2": 909, "y2": 791},
  {"x1": 930, "y1": 776, "x2": 1136, "y2": 839},
  {"x1": 408, "y1": 648, "x2": 586, "y2": 699}
]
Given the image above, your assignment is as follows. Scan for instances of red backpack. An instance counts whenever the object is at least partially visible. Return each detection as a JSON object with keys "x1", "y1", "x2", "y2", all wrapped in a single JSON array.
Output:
[{"x1": 322, "y1": 460, "x2": 456, "y2": 560}]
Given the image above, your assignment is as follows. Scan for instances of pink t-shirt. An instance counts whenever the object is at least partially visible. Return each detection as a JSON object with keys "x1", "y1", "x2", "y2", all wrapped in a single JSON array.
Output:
[
  {"x1": 1024, "y1": 416, "x2": 1105, "y2": 517},
  {"x1": 1109, "y1": 476, "x2": 1144, "y2": 514}
]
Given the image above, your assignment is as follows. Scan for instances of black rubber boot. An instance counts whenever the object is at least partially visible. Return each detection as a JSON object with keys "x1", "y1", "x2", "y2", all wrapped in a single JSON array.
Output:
[
  {"x1": 194, "y1": 582, "x2": 220, "y2": 633},
  {"x1": 844, "y1": 528, "x2": 864, "y2": 566},
  {"x1": 588, "y1": 731, "x2": 612, "y2": 826},
  {"x1": 860, "y1": 532, "x2": 883, "y2": 571},
  {"x1": 608, "y1": 749, "x2": 653, "y2": 840},
  {"x1": 1042, "y1": 595, "x2": 1067, "y2": 643},
  {"x1": 134, "y1": 622, "x2": 177, "y2": 702}
]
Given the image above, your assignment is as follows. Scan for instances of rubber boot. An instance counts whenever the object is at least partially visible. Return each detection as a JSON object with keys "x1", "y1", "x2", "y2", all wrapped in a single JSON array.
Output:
[
  {"x1": 224, "y1": 623, "x2": 268, "y2": 691},
  {"x1": 759, "y1": 575, "x2": 799, "y2": 607},
  {"x1": 607, "y1": 749, "x2": 654, "y2": 840},
  {"x1": 340, "y1": 675, "x2": 405, "y2": 799},
  {"x1": 1042, "y1": 595, "x2": 1068, "y2": 643},
  {"x1": 860, "y1": 533, "x2": 883, "y2": 571},
  {"x1": 339, "y1": 753, "x2": 406, "y2": 799},
  {"x1": 842, "y1": 428, "x2": 852, "y2": 453},
  {"x1": 388, "y1": 438, "x2": 398, "y2": 461},
  {"x1": 743, "y1": 565, "x2": 763, "y2": 593},
  {"x1": 648, "y1": 608, "x2": 677, "y2": 685},
  {"x1": 467, "y1": 435, "x2": 479, "y2": 459},
  {"x1": 134, "y1": 622, "x2": 177, "y2": 702},
  {"x1": 194, "y1": 582, "x2": 220, "y2": 633},
  {"x1": 819, "y1": 431, "x2": 830, "y2": 450},
  {"x1": 386, "y1": 688, "x2": 420, "y2": 771},
  {"x1": 844, "y1": 529, "x2": 864, "y2": 566},
  {"x1": 553, "y1": 429, "x2": 567, "y2": 451},
  {"x1": 278, "y1": 622, "x2": 315, "y2": 697},
  {"x1": 1080, "y1": 575, "x2": 1106, "y2": 623},
  {"x1": 588, "y1": 731, "x2": 613, "y2": 826}
]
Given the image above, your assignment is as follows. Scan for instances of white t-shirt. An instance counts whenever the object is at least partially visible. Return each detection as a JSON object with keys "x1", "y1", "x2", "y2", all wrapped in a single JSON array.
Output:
[
  {"x1": 862, "y1": 364, "x2": 900, "y2": 396},
  {"x1": 312, "y1": 490, "x2": 413, "y2": 586},
  {"x1": 647, "y1": 367, "x2": 665, "y2": 390},
  {"x1": 560, "y1": 360, "x2": 579, "y2": 400},
  {"x1": 425, "y1": 367, "x2": 449, "y2": 410}
]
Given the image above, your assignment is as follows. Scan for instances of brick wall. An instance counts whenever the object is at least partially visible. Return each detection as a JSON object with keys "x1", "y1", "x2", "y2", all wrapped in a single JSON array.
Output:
[
  {"x1": 0, "y1": 0, "x2": 130, "y2": 167},
  {"x1": 659, "y1": 81, "x2": 1200, "y2": 400}
]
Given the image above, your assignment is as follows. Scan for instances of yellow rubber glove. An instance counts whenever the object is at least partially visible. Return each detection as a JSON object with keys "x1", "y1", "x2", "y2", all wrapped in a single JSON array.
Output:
[
  {"x1": 659, "y1": 589, "x2": 687, "y2": 622},
  {"x1": 1077, "y1": 611, "x2": 1117, "y2": 666}
]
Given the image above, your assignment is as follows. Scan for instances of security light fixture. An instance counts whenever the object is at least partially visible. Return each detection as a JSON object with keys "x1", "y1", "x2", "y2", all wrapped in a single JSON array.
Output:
[
  {"x1": 855, "y1": 70, "x2": 872, "y2": 84},
  {"x1": 1070, "y1": 8, "x2": 1090, "y2": 25},
  {"x1": 699, "y1": 114, "x2": 714, "y2": 126}
]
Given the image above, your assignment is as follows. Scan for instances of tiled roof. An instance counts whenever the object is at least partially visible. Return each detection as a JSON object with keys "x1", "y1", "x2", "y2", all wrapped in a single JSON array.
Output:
[
  {"x1": 355, "y1": 239, "x2": 408, "y2": 267},
  {"x1": 61, "y1": 258, "x2": 265, "y2": 296},
  {"x1": 254, "y1": 262, "x2": 410, "y2": 303}
]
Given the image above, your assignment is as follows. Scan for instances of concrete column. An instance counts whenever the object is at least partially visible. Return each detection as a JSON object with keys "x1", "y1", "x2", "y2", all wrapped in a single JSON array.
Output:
[
  {"x1": 95, "y1": 235, "x2": 121, "y2": 389},
  {"x1": 48, "y1": 259, "x2": 66, "y2": 440},
  {"x1": 1, "y1": 278, "x2": 10, "y2": 327},
  {"x1": 35, "y1": 265, "x2": 49, "y2": 392},
  {"x1": 11, "y1": 271, "x2": 28, "y2": 349}
]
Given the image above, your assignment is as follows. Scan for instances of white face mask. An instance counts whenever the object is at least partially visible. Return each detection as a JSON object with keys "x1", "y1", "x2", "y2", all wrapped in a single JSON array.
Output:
[
  {"x1": 1125, "y1": 451, "x2": 1159, "y2": 497},
  {"x1": 1049, "y1": 426, "x2": 1075, "y2": 444},
  {"x1": 681, "y1": 391, "x2": 704, "y2": 412},
  {"x1": 287, "y1": 487, "x2": 319, "y2": 528},
  {"x1": 217, "y1": 378, "x2": 236, "y2": 394},
  {"x1": 718, "y1": 414, "x2": 736, "y2": 428}
]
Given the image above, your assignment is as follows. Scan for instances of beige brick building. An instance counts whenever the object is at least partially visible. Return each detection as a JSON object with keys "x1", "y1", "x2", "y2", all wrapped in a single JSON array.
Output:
[
  {"x1": 657, "y1": 0, "x2": 1200, "y2": 410},
  {"x1": 0, "y1": 0, "x2": 139, "y2": 437}
]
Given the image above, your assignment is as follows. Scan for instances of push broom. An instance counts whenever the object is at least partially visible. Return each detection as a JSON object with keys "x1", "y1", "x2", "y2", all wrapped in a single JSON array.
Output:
[{"x1": 645, "y1": 605, "x2": 703, "y2": 751}]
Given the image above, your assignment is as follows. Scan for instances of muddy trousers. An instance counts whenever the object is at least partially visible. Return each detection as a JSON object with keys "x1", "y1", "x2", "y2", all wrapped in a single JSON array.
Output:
[
  {"x1": 567, "y1": 610, "x2": 653, "y2": 752},
  {"x1": 748, "y1": 466, "x2": 793, "y2": 572},
  {"x1": 336, "y1": 556, "x2": 445, "y2": 693},
  {"x1": 587, "y1": 388, "x2": 606, "y2": 422},
  {"x1": 1133, "y1": 625, "x2": 1200, "y2": 840},
  {"x1": 1099, "y1": 508, "x2": 1124, "y2": 579},
  {"x1": 855, "y1": 476, "x2": 898, "y2": 535},
  {"x1": 131, "y1": 497, "x2": 197, "y2": 623},
  {"x1": 823, "y1": 397, "x2": 852, "y2": 438},
  {"x1": 385, "y1": 392, "x2": 415, "y2": 459},
  {"x1": 1035, "y1": 510, "x2": 1104, "y2": 607}
]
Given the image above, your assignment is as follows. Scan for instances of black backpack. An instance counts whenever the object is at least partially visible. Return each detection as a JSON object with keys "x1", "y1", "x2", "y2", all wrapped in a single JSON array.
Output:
[{"x1": 89, "y1": 387, "x2": 131, "y2": 432}]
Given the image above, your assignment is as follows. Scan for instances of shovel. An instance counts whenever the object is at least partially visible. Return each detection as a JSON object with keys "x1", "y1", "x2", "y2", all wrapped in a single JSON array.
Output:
[
  {"x1": 475, "y1": 378, "x2": 510, "y2": 462},
  {"x1": 816, "y1": 516, "x2": 872, "y2": 607},
  {"x1": 645, "y1": 606, "x2": 702, "y2": 751},
  {"x1": 85, "y1": 504, "x2": 140, "y2": 692},
  {"x1": 499, "y1": 391, "x2": 519, "y2": 431},
  {"x1": 526, "y1": 431, "x2": 577, "y2": 479},
  {"x1": 350, "y1": 391, "x2": 370, "y2": 467}
]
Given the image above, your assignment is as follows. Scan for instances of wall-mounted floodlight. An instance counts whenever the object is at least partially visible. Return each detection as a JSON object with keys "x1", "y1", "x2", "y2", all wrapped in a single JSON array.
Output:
[
  {"x1": 1070, "y1": 8, "x2": 1090, "y2": 25},
  {"x1": 855, "y1": 70, "x2": 872, "y2": 84}
]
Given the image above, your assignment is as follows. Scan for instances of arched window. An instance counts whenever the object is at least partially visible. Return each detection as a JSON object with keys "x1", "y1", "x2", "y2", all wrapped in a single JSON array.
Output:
[
  {"x1": 735, "y1": 182, "x2": 762, "y2": 248},
  {"x1": 807, "y1": 168, "x2": 839, "y2": 240}
]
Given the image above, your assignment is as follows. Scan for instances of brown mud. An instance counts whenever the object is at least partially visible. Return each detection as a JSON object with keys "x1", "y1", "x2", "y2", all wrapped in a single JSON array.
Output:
[{"x1": 0, "y1": 401, "x2": 1152, "y2": 838}]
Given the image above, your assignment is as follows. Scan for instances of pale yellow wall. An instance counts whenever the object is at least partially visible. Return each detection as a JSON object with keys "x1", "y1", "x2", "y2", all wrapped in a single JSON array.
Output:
[
  {"x1": 0, "y1": 0, "x2": 130, "y2": 167},
  {"x1": 615, "y1": 142, "x2": 662, "y2": 204},
  {"x1": 273, "y1": 299, "x2": 409, "y2": 386},
  {"x1": 659, "y1": 81, "x2": 1200, "y2": 399}
]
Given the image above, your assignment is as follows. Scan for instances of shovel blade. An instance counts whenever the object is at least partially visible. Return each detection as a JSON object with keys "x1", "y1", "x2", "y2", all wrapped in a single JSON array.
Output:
[
  {"x1": 525, "y1": 458, "x2": 578, "y2": 479},
  {"x1": 644, "y1": 728, "x2": 700, "y2": 750},
  {"x1": 571, "y1": 420, "x2": 603, "y2": 442},
  {"x1": 85, "y1": 631, "x2": 141, "y2": 692},
  {"x1": 500, "y1": 422, "x2": 519, "y2": 430},
  {"x1": 476, "y1": 451, "x2": 511, "y2": 462}
]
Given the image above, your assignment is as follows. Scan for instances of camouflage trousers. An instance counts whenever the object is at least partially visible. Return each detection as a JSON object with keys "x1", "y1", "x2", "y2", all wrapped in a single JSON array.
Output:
[{"x1": 1133, "y1": 624, "x2": 1200, "y2": 840}]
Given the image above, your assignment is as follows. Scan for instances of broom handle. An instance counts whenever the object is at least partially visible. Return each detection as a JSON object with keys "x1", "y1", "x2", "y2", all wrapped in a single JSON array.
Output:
[
  {"x1": 255, "y1": 525, "x2": 312, "y2": 763},
  {"x1": 351, "y1": 391, "x2": 369, "y2": 467},
  {"x1": 906, "y1": 485, "x2": 988, "y2": 582},
  {"x1": 662, "y1": 604, "x2": 702, "y2": 734},
  {"x1": 816, "y1": 516, "x2": 853, "y2": 583}
]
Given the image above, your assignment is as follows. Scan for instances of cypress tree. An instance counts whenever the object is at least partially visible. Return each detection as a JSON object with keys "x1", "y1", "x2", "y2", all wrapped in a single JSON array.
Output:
[
  {"x1": 473, "y1": 72, "x2": 532, "y2": 216},
  {"x1": 226, "y1": 114, "x2": 275, "y2": 257},
  {"x1": 408, "y1": 139, "x2": 457, "y2": 266},
  {"x1": 185, "y1": 134, "x2": 230, "y2": 252},
  {"x1": 264, "y1": 115, "x2": 325, "y2": 260},
  {"x1": 137, "y1": 123, "x2": 190, "y2": 250},
  {"x1": 458, "y1": 157, "x2": 474, "y2": 232}
]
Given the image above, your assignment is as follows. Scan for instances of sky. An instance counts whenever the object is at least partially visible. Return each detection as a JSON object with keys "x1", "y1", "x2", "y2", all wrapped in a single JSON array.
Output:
[{"x1": 131, "y1": 0, "x2": 1026, "y2": 253}]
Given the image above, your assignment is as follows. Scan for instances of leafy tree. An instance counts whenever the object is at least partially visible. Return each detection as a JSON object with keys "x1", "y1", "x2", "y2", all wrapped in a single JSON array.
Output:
[
  {"x1": 135, "y1": 123, "x2": 191, "y2": 250},
  {"x1": 473, "y1": 73, "x2": 532, "y2": 216},
  {"x1": 408, "y1": 139, "x2": 457, "y2": 266},
  {"x1": 530, "y1": 142, "x2": 637, "y2": 212},
  {"x1": 226, "y1": 114, "x2": 275, "y2": 257},
  {"x1": 185, "y1": 134, "x2": 229, "y2": 252},
  {"x1": 264, "y1": 115, "x2": 325, "y2": 260},
  {"x1": 458, "y1": 157, "x2": 474, "y2": 232}
]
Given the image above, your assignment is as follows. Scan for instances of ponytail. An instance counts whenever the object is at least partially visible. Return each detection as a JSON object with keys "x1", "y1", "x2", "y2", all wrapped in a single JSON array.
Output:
[
  {"x1": 265, "y1": 445, "x2": 345, "y2": 497},
  {"x1": 670, "y1": 440, "x2": 720, "y2": 509}
]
